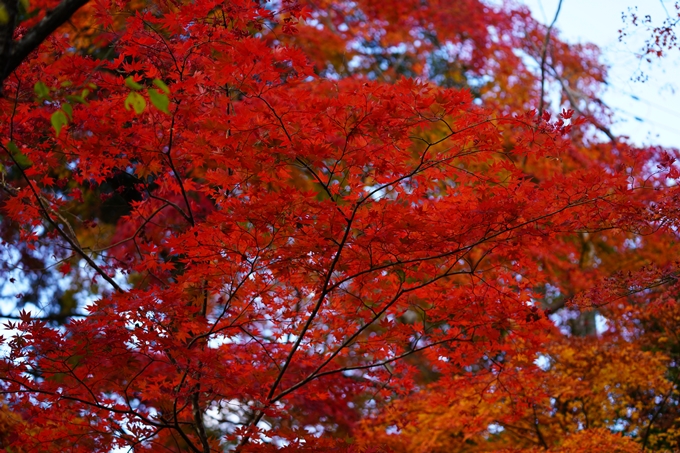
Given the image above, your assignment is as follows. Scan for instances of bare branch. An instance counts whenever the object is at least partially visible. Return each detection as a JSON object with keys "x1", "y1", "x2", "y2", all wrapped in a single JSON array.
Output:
[{"x1": 538, "y1": 0, "x2": 563, "y2": 118}]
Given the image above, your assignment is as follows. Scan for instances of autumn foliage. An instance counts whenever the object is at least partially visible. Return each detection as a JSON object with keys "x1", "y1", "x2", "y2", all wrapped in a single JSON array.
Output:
[{"x1": 1, "y1": 0, "x2": 680, "y2": 451}]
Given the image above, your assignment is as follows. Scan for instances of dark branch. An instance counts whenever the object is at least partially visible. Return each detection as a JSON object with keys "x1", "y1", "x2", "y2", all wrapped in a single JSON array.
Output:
[
  {"x1": 0, "y1": 0, "x2": 19, "y2": 83},
  {"x1": 1, "y1": 0, "x2": 91, "y2": 85}
]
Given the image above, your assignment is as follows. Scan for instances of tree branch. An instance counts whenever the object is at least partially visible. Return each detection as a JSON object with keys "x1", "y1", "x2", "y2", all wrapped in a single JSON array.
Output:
[
  {"x1": 1, "y1": 143, "x2": 123, "y2": 292},
  {"x1": 532, "y1": 404, "x2": 549, "y2": 449},
  {"x1": 1, "y1": 0, "x2": 91, "y2": 85},
  {"x1": 538, "y1": 0, "x2": 563, "y2": 118},
  {"x1": 642, "y1": 371, "x2": 679, "y2": 451}
]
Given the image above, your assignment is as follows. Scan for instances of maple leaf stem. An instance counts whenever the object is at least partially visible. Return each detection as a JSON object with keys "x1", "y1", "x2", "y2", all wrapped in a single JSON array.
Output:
[
  {"x1": 496, "y1": 422, "x2": 538, "y2": 444},
  {"x1": 162, "y1": 383, "x2": 204, "y2": 453},
  {"x1": 123, "y1": 360, "x2": 155, "y2": 405},
  {"x1": 256, "y1": 95, "x2": 293, "y2": 142},
  {"x1": 190, "y1": 285, "x2": 211, "y2": 452},
  {"x1": 235, "y1": 411, "x2": 264, "y2": 452},
  {"x1": 526, "y1": 40, "x2": 618, "y2": 142}
]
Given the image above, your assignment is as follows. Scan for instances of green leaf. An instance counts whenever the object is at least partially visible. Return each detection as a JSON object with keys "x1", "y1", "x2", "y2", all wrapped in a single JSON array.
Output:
[
  {"x1": 125, "y1": 91, "x2": 146, "y2": 114},
  {"x1": 148, "y1": 89, "x2": 170, "y2": 114},
  {"x1": 62, "y1": 102, "x2": 73, "y2": 120},
  {"x1": 6, "y1": 142, "x2": 20, "y2": 154},
  {"x1": 34, "y1": 81, "x2": 50, "y2": 100},
  {"x1": 152, "y1": 79, "x2": 170, "y2": 94},
  {"x1": 0, "y1": 5, "x2": 9, "y2": 25},
  {"x1": 18, "y1": 0, "x2": 29, "y2": 13},
  {"x1": 125, "y1": 76, "x2": 143, "y2": 91},
  {"x1": 7, "y1": 141, "x2": 33, "y2": 168},
  {"x1": 51, "y1": 110, "x2": 69, "y2": 137},
  {"x1": 66, "y1": 89, "x2": 90, "y2": 105}
]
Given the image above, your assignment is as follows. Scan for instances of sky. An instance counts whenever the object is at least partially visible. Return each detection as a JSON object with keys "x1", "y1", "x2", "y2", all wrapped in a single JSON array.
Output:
[{"x1": 520, "y1": 0, "x2": 680, "y2": 149}]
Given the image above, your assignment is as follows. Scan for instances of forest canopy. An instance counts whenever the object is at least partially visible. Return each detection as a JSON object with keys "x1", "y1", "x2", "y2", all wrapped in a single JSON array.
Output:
[{"x1": 1, "y1": 0, "x2": 680, "y2": 451}]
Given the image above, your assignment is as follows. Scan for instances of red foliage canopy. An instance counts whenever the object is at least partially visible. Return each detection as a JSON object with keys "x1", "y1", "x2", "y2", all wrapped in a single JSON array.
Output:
[{"x1": 0, "y1": 0, "x2": 679, "y2": 451}]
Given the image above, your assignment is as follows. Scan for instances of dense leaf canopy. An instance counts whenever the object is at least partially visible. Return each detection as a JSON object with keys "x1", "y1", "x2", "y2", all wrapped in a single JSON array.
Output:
[{"x1": 1, "y1": 0, "x2": 680, "y2": 451}]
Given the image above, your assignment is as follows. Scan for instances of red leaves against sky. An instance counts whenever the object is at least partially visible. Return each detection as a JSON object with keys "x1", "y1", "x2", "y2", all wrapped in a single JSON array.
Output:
[{"x1": 0, "y1": 0, "x2": 679, "y2": 451}]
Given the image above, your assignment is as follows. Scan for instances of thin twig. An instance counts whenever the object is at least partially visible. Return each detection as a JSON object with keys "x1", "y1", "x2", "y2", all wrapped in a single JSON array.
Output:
[
  {"x1": 538, "y1": 0, "x2": 564, "y2": 118},
  {"x1": 163, "y1": 101, "x2": 195, "y2": 227}
]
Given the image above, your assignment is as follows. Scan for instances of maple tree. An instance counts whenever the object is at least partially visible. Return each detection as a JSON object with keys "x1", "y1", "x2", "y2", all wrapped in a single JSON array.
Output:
[{"x1": 0, "y1": 0, "x2": 679, "y2": 451}]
